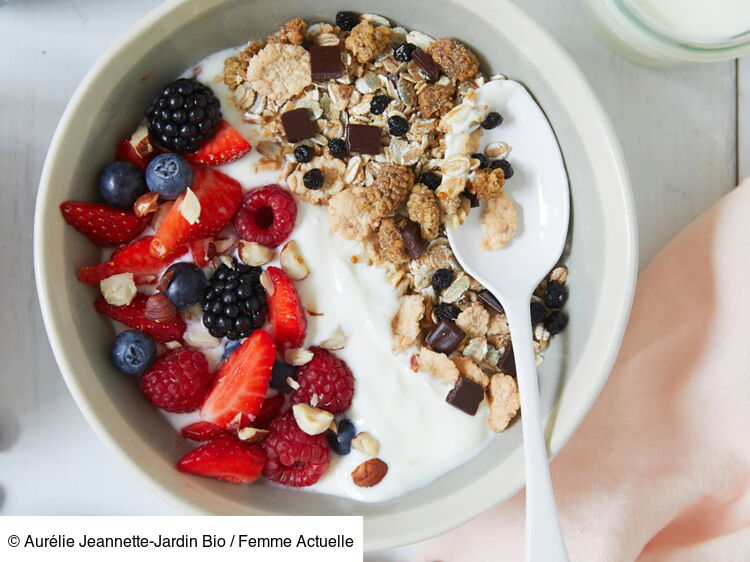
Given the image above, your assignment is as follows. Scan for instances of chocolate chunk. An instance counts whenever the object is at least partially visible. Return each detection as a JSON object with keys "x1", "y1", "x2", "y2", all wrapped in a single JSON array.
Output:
[
  {"x1": 446, "y1": 376, "x2": 484, "y2": 416},
  {"x1": 310, "y1": 45, "x2": 344, "y2": 81},
  {"x1": 497, "y1": 342, "x2": 516, "y2": 377},
  {"x1": 478, "y1": 289, "x2": 504, "y2": 314},
  {"x1": 346, "y1": 124, "x2": 382, "y2": 154},
  {"x1": 412, "y1": 48, "x2": 440, "y2": 82},
  {"x1": 426, "y1": 319, "x2": 465, "y2": 355},
  {"x1": 400, "y1": 220, "x2": 428, "y2": 259},
  {"x1": 281, "y1": 108, "x2": 316, "y2": 142}
]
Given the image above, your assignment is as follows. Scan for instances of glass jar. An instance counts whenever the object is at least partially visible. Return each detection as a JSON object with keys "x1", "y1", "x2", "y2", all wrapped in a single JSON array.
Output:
[{"x1": 582, "y1": 0, "x2": 750, "y2": 65}]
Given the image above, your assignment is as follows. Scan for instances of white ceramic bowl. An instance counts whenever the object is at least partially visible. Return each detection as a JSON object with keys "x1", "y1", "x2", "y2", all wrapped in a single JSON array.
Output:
[{"x1": 34, "y1": 0, "x2": 637, "y2": 551}]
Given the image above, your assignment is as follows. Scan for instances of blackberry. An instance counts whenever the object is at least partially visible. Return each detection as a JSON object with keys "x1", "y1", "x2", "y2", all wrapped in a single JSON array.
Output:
[
  {"x1": 471, "y1": 153, "x2": 490, "y2": 169},
  {"x1": 370, "y1": 95, "x2": 391, "y2": 115},
  {"x1": 336, "y1": 11, "x2": 360, "y2": 31},
  {"x1": 481, "y1": 111, "x2": 503, "y2": 130},
  {"x1": 435, "y1": 302, "x2": 460, "y2": 322},
  {"x1": 201, "y1": 261, "x2": 266, "y2": 340},
  {"x1": 544, "y1": 310, "x2": 568, "y2": 335},
  {"x1": 431, "y1": 268, "x2": 454, "y2": 292},
  {"x1": 146, "y1": 78, "x2": 221, "y2": 153},
  {"x1": 490, "y1": 159, "x2": 514, "y2": 179},
  {"x1": 328, "y1": 138, "x2": 347, "y2": 159},
  {"x1": 394, "y1": 43, "x2": 417, "y2": 62},
  {"x1": 544, "y1": 280, "x2": 567, "y2": 309},
  {"x1": 530, "y1": 301, "x2": 547, "y2": 325},
  {"x1": 420, "y1": 171, "x2": 442, "y2": 190},
  {"x1": 294, "y1": 144, "x2": 314, "y2": 164},
  {"x1": 388, "y1": 115, "x2": 409, "y2": 137},
  {"x1": 303, "y1": 168, "x2": 325, "y2": 190}
]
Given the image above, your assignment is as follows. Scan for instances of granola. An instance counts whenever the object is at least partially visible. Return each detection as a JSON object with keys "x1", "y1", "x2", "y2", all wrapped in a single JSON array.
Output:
[{"x1": 245, "y1": 43, "x2": 311, "y2": 102}]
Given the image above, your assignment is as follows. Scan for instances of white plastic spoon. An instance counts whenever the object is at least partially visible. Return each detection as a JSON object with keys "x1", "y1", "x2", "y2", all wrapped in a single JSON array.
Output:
[{"x1": 446, "y1": 80, "x2": 570, "y2": 562}]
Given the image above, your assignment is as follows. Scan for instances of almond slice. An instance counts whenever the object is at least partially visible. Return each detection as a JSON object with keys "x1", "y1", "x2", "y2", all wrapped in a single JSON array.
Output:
[
  {"x1": 280, "y1": 240, "x2": 309, "y2": 280},
  {"x1": 320, "y1": 326, "x2": 347, "y2": 350},
  {"x1": 144, "y1": 293, "x2": 177, "y2": 323},
  {"x1": 180, "y1": 187, "x2": 201, "y2": 225},
  {"x1": 284, "y1": 347, "x2": 314, "y2": 366},
  {"x1": 237, "y1": 427, "x2": 269, "y2": 443}
]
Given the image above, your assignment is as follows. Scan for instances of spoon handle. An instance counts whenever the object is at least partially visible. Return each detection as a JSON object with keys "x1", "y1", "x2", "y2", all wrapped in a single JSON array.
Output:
[{"x1": 504, "y1": 297, "x2": 570, "y2": 562}]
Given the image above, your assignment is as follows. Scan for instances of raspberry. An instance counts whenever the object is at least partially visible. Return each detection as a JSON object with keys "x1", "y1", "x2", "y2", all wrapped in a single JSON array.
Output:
[
  {"x1": 140, "y1": 349, "x2": 213, "y2": 413},
  {"x1": 292, "y1": 347, "x2": 354, "y2": 413},
  {"x1": 234, "y1": 185, "x2": 296, "y2": 248},
  {"x1": 262, "y1": 411, "x2": 330, "y2": 487}
]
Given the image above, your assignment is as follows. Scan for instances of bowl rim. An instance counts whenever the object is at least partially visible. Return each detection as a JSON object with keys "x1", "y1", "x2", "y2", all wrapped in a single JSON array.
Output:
[{"x1": 34, "y1": 0, "x2": 637, "y2": 551}]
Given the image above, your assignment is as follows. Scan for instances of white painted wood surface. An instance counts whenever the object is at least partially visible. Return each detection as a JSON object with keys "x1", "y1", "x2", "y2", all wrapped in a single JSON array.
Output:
[{"x1": 0, "y1": 0, "x2": 746, "y2": 558}]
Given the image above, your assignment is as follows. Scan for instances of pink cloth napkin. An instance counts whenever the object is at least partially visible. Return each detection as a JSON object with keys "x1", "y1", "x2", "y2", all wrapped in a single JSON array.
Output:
[{"x1": 416, "y1": 178, "x2": 750, "y2": 561}]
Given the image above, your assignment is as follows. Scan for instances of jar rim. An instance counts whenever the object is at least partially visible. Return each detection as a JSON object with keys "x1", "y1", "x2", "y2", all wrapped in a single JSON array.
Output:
[{"x1": 615, "y1": 0, "x2": 750, "y2": 52}]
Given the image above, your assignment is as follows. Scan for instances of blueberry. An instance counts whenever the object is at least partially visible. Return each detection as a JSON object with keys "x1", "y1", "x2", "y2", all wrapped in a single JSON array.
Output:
[
  {"x1": 99, "y1": 161, "x2": 146, "y2": 208},
  {"x1": 328, "y1": 138, "x2": 347, "y2": 159},
  {"x1": 544, "y1": 310, "x2": 568, "y2": 335},
  {"x1": 420, "y1": 171, "x2": 442, "y2": 190},
  {"x1": 111, "y1": 330, "x2": 156, "y2": 376},
  {"x1": 162, "y1": 262, "x2": 206, "y2": 309},
  {"x1": 471, "y1": 153, "x2": 490, "y2": 169},
  {"x1": 544, "y1": 281, "x2": 567, "y2": 309},
  {"x1": 388, "y1": 115, "x2": 409, "y2": 137},
  {"x1": 481, "y1": 111, "x2": 503, "y2": 130},
  {"x1": 370, "y1": 95, "x2": 391, "y2": 115},
  {"x1": 221, "y1": 339, "x2": 242, "y2": 361},
  {"x1": 294, "y1": 144, "x2": 314, "y2": 164},
  {"x1": 145, "y1": 153, "x2": 193, "y2": 200},
  {"x1": 336, "y1": 11, "x2": 360, "y2": 32},
  {"x1": 435, "y1": 302, "x2": 460, "y2": 322},
  {"x1": 530, "y1": 301, "x2": 547, "y2": 325},
  {"x1": 394, "y1": 43, "x2": 417, "y2": 62},
  {"x1": 461, "y1": 190, "x2": 480, "y2": 208},
  {"x1": 490, "y1": 159, "x2": 514, "y2": 179},
  {"x1": 303, "y1": 168, "x2": 325, "y2": 190},
  {"x1": 327, "y1": 418, "x2": 357, "y2": 455},
  {"x1": 270, "y1": 360, "x2": 297, "y2": 393},
  {"x1": 431, "y1": 268, "x2": 454, "y2": 292}
]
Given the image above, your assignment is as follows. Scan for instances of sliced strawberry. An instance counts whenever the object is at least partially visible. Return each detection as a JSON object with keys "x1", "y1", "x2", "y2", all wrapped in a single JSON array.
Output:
[
  {"x1": 60, "y1": 201, "x2": 149, "y2": 246},
  {"x1": 184, "y1": 120, "x2": 252, "y2": 166},
  {"x1": 253, "y1": 394, "x2": 285, "y2": 429},
  {"x1": 150, "y1": 166, "x2": 242, "y2": 258},
  {"x1": 77, "y1": 236, "x2": 187, "y2": 285},
  {"x1": 201, "y1": 330, "x2": 275, "y2": 428},
  {"x1": 95, "y1": 295, "x2": 186, "y2": 344},
  {"x1": 181, "y1": 421, "x2": 226, "y2": 442},
  {"x1": 115, "y1": 139, "x2": 149, "y2": 172},
  {"x1": 265, "y1": 267, "x2": 307, "y2": 349},
  {"x1": 177, "y1": 433, "x2": 265, "y2": 484},
  {"x1": 190, "y1": 238, "x2": 212, "y2": 268}
]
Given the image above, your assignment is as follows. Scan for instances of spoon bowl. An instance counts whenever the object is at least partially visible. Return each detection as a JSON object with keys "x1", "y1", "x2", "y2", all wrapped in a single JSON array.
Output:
[{"x1": 446, "y1": 79, "x2": 571, "y2": 562}]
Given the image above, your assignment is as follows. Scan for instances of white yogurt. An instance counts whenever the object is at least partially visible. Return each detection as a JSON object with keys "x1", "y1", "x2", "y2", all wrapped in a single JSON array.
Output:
[
  {"x1": 113, "y1": 45, "x2": 562, "y2": 503},
  {"x1": 629, "y1": 0, "x2": 750, "y2": 43}
]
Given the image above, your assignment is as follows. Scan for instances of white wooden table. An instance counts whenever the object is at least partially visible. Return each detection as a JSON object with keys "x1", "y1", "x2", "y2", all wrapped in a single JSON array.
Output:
[{"x1": 0, "y1": 0, "x2": 747, "y2": 558}]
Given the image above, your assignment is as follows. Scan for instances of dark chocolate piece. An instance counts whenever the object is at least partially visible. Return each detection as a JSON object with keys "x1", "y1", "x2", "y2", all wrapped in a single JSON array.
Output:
[
  {"x1": 425, "y1": 319, "x2": 465, "y2": 355},
  {"x1": 412, "y1": 48, "x2": 440, "y2": 82},
  {"x1": 310, "y1": 45, "x2": 344, "y2": 81},
  {"x1": 281, "y1": 108, "x2": 316, "y2": 142},
  {"x1": 497, "y1": 342, "x2": 516, "y2": 377},
  {"x1": 478, "y1": 289, "x2": 504, "y2": 314},
  {"x1": 446, "y1": 376, "x2": 484, "y2": 416},
  {"x1": 346, "y1": 124, "x2": 382, "y2": 154},
  {"x1": 400, "y1": 220, "x2": 428, "y2": 259}
]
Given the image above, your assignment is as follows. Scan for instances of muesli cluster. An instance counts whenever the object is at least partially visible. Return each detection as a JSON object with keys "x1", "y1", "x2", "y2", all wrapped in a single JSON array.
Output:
[{"x1": 222, "y1": 12, "x2": 569, "y2": 432}]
